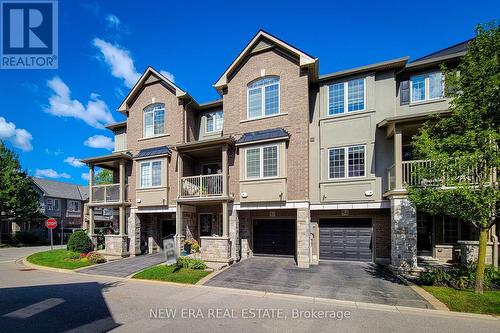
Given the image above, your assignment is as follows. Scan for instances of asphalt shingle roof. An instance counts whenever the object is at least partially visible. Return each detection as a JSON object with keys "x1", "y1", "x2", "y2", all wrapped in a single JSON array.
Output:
[
  {"x1": 411, "y1": 40, "x2": 469, "y2": 63},
  {"x1": 236, "y1": 128, "x2": 289, "y2": 145},
  {"x1": 135, "y1": 146, "x2": 172, "y2": 158},
  {"x1": 31, "y1": 178, "x2": 88, "y2": 201}
]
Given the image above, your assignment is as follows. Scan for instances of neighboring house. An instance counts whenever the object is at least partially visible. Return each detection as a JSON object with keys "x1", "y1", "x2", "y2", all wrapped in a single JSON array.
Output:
[
  {"x1": 82, "y1": 31, "x2": 499, "y2": 268},
  {"x1": 20, "y1": 178, "x2": 88, "y2": 238}
]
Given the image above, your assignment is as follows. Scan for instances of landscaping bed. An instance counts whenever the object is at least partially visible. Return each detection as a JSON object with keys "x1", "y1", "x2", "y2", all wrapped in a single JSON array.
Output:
[
  {"x1": 26, "y1": 249, "x2": 96, "y2": 270},
  {"x1": 422, "y1": 286, "x2": 500, "y2": 315},
  {"x1": 133, "y1": 257, "x2": 211, "y2": 284}
]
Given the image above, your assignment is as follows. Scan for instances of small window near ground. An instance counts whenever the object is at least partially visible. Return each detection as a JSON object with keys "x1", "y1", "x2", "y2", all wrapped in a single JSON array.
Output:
[{"x1": 443, "y1": 215, "x2": 459, "y2": 244}]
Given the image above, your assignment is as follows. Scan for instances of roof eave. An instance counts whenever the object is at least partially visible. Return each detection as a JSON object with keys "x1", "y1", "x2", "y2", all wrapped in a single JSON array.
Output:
[
  {"x1": 318, "y1": 57, "x2": 409, "y2": 82},
  {"x1": 405, "y1": 52, "x2": 466, "y2": 70}
]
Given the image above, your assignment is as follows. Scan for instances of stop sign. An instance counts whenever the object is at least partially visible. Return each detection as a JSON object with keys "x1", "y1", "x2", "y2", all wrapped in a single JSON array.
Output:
[{"x1": 45, "y1": 218, "x2": 57, "y2": 229}]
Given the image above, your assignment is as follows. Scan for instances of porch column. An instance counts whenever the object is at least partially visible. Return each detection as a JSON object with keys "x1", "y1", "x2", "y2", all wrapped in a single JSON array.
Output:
[
  {"x1": 390, "y1": 195, "x2": 417, "y2": 271},
  {"x1": 119, "y1": 206, "x2": 126, "y2": 235},
  {"x1": 222, "y1": 145, "x2": 228, "y2": 197},
  {"x1": 394, "y1": 127, "x2": 403, "y2": 190},
  {"x1": 119, "y1": 160, "x2": 125, "y2": 203},
  {"x1": 178, "y1": 153, "x2": 183, "y2": 198},
  {"x1": 175, "y1": 203, "x2": 184, "y2": 254},
  {"x1": 222, "y1": 201, "x2": 229, "y2": 238}
]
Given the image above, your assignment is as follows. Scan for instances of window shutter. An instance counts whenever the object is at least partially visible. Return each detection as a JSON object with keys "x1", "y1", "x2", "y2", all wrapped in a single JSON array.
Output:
[{"x1": 400, "y1": 80, "x2": 410, "y2": 105}]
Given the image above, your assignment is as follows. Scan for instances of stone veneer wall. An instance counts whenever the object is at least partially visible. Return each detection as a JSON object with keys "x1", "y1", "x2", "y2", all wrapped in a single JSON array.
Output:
[
  {"x1": 127, "y1": 210, "x2": 141, "y2": 255},
  {"x1": 229, "y1": 204, "x2": 239, "y2": 261},
  {"x1": 201, "y1": 237, "x2": 230, "y2": 262},
  {"x1": 104, "y1": 235, "x2": 128, "y2": 257},
  {"x1": 390, "y1": 197, "x2": 417, "y2": 270},
  {"x1": 296, "y1": 208, "x2": 310, "y2": 268},
  {"x1": 239, "y1": 214, "x2": 252, "y2": 260}
]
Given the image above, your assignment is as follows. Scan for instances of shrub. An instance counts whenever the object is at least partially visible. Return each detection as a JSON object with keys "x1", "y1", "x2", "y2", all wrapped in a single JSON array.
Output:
[
  {"x1": 87, "y1": 252, "x2": 106, "y2": 264},
  {"x1": 191, "y1": 240, "x2": 200, "y2": 253},
  {"x1": 67, "y1": 231, "x2": 93, "y2": 253},
  {"x1": 66, "y1": 251, "x2": 81, "y2": 260},
  {"x1": 175, "y1": 257, "x2": 207, "y2": 270},
  {"x1": 79, "y1": 253, "x2": 87, "y2": 259},
  {"x1": 418, "y1": 264, "x2": 500, "y2": 289},
  {"x1": 14, "y1": 231, "x2": 39, "y2": 244}
]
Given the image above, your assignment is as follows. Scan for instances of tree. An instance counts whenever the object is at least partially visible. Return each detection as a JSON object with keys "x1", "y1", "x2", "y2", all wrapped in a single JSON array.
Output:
[
  {"x1": 407, "y1": 22, "x2": 500, "y2": 293},
  {"x1": 0, "y1": 141, "x2": 40, "y2": 243},
  {"x1": 94, "y1": 168, "x2": 113, "y2": 185}
]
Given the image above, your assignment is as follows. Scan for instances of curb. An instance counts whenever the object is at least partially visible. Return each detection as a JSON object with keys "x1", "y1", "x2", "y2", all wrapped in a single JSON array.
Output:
[{"x1": 394, "y1": 272, "x2": 449, "y2": 311}]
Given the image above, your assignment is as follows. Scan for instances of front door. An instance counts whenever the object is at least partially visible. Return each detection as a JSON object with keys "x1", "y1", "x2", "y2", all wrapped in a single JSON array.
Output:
[
  {"x1": 417, "y1": 213, "x2": 433, "y2": 254},
  {"x1": 200, "y1": 214, "x2": 212, "y2": 236}
]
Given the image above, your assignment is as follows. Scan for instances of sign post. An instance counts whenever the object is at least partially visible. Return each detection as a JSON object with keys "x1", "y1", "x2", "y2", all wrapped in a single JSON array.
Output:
[{"x1": 45, "y1": 218, "x2": 57, "y2": 250}]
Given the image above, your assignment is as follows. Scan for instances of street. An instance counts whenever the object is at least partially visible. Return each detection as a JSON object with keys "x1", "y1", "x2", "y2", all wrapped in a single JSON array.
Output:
[{"x1": 0, "y1": 247, "x2": 498, "y2": 333}]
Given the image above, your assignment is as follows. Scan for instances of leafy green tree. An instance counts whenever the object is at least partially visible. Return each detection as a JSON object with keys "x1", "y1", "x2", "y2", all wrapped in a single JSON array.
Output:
[
  {"x1": 94, "y1": 168, "x2": 113, "y2": 185},
  {"x1": 408, "y1": 22, "x2": 500, "y2": 293},
  {"x1": 0, "y1": 141, "x2": 40, "y2": 244}
]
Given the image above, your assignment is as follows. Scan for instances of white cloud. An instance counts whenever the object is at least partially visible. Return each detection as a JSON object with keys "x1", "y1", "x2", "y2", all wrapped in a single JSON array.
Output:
[
  {"x1": 84, "y1": 135, "x2": 114, "y2": 150},
  {"x1": 81, "y1": 172, "x2": 90, "y2": 181},
  {"x1": 159, "y1": 70, "x2": 175, "y2": 83},
  {"x1": 93, "y1": 38, "x2": 175, "y2": 87},
  {"x1": 93, "y1": 38, "x2": 140, "y2": 88},
  {"x1": 45, "y1": 77, "x2": 115, "y2": 129},
  {"x1": 35, "y1": 169, "x2": 71, "y2": 179},
  {"x1": 106, "y1": 14, "x2": 121, "y2": 29},
  {"x1": 0, "y1": 116, "x2": 33, "y2": 151},
  {"x1": 64, "y1": 156, "x2": 85, "y2": 168}
]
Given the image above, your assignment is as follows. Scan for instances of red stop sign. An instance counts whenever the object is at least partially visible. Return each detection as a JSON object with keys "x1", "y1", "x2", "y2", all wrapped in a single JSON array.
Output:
[{"x1": 45, "y1": 218, "x2": 57, "y2": 229}]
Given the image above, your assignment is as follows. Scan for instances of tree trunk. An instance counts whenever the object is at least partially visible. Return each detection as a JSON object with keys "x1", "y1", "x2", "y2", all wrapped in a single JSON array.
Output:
[{"x1": 474, "y1": 227, "x2": 488, "y2": 294}]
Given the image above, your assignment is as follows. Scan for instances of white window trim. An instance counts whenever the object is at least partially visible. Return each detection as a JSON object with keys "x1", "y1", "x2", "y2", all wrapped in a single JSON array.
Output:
[
  {"x1": 143, "y1": 104, "x2": 165, "y2": 138},
  {"x1": 205, "y1": 110, "x2": 223, "y2": 133},
  {"x1": 46, "y1": 198, "x2": 60, "y2": 211},
  {"x1": 138, "y1": 159, "x2": 164, "y2": 189},
  {"x1": 67, "y1": 200, "x2": 81, "y2": 212},
  {"x1": 246, "y1": 77, "x2": 281, "y2": 120},
  {"x1": 327, "y1": 144, "x2": 367, "y2": 180},
  {"x1": 327, "y1": 78, "x2": 366, "y2": 116},
  {"x1": 245, "y1": 144, "x2": 280, "y2": 180},
  {"x1": 410, "y1": 71, "x2": 444, "y2": 103}
]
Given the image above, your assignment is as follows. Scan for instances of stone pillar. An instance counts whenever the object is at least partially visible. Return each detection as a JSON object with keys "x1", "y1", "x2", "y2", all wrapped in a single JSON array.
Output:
[
  {"x1": 228, "y1": 203, "x2": 239, "y2": 261},
  {"x1": 119, "y1": 206, "x2": 126, "y2": 235},
  {"x1": 127, "y1": 210, "x2": 141, "y2": 256},
  {"x1": 88, "y1": 207, "x2": 95, "y2": 236},
  {"x1": 296, "y1": 207, "x2": 310, "y2": 268},
  {"x1": 175, "y1": 203, "x2": 184, "y2": 253},
  {"x1": 390, "y1": 196, "x2": 417, "y2": 271},
  {"x1": 394, "y1": 127, "x2": 403, "y2": 190}
]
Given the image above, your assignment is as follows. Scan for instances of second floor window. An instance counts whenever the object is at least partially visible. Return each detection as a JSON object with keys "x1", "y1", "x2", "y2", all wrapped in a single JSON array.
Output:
[
  {"x1": 144, "y1": 104, "x2": 165, "y2": 137},
  {"x1": 410, "y1": 72, "x2": 443, "y2": 103},
  {"x1": 46, "y1": 198, "x2": 60, "y2": 211},
  {"x1": 246, "y1": 145, "x2": 278, "y2": 179},
  {"x1": 140, "y1": 160, "x2": 162, "y2": 188},
  {"x1": 247, "y1": 77, "x2": 280, "y2": 119},
  {"x1": 67, "y1": 200, "x2": 81, "y2": 212},
  {"x1": 206, "y1": 110, "x2": 223, "y2": 133},
  {"x1": 328, "y1": 145, "x2": 366, "y2": 179},
  {"x1": 328, "y1": 78, "x2": 365, "y2": 115}
]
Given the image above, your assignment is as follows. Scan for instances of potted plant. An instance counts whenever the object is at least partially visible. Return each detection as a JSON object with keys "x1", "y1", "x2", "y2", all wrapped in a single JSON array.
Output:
[{"x1": 184, "y1": 239, "x2": 192, "y2": 254}]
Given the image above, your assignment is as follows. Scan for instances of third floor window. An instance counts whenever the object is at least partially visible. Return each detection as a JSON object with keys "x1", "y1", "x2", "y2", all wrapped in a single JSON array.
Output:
[
  {"x1": 206, "y1": 110, "x2": 223, "y2": 133},
  {"x1": 144, "y1": 104, "x2": 165, "y2": 137},
  {"x1": 328, "y1": 78, "x2": 365, "y2": 115},
  {"x1": 247, "y1": 76, "x2": 280, "y2": 120},
  {"x1": 410, "y1": 72, "x2": 443, "y2": 103}
]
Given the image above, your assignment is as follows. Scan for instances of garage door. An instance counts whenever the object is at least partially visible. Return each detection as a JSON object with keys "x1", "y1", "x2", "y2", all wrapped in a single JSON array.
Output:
[
  {"x1": 319, "y1": 219, "x2": 372, "y2": 262},
  {"x1": 253, "y1": 219, "x2": 295, "y2": 256}
]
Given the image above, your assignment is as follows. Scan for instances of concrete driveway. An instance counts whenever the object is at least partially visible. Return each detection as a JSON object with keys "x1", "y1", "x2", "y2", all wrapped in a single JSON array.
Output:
[{"x1": 205, "y1": 257, "x2": 431, "y2": 308}]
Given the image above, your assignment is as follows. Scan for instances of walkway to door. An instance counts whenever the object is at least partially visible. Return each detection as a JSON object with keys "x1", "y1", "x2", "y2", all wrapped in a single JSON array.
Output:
[{"x1": 78, "y1": 253, "x2": 164, "y2": 278}]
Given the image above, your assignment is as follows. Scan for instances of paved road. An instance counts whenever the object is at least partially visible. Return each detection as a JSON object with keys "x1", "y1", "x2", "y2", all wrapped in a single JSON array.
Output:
[
  {"x1": 0, "y1": 245, "x2": 63, "y2": 263},
  {"x1": 205, "y1": 257, "x2": 430, "y2": 308},
  {"x1": 0, "y1": 247, "x2": 497, "y2": 332},
  {"x1": 78, "y1": 253, "x2": 165, "y2": 277}
]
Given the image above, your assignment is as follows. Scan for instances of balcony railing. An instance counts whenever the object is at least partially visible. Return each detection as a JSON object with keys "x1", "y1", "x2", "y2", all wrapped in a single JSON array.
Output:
[
  {"x1": 180, "y1": 174, "x2": 223, "y2": 198},
  {"x1": 91, "y1": 184, "x2": 121, "y2": 203}
]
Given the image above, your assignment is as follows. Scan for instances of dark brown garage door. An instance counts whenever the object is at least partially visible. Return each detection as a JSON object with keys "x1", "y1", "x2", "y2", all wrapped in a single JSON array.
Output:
[
  {"x1": 319, "y1": 219, "x2": 372, "y2": 262},
  {"x1": 253, "y1": 219, "x2": 295, "y2": 256}
]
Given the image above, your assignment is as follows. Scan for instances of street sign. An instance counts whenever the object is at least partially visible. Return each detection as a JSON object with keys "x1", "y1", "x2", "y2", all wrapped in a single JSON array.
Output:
[
  {"x1": 45, "y1": 218, "x2": 57, "y2": 250},
  {"x1": 45, "y1": 218, "x2": 57, "y2": 229}
]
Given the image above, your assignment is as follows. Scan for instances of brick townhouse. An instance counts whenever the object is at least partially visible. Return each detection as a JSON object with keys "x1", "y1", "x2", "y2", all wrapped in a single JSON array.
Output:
[{"x1": 82, "y1": 30, "x2": 499, "y2": 269}]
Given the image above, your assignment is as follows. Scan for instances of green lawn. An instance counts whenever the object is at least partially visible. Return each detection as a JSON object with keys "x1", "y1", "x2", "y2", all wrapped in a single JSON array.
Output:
[
  {"x1": 27, "y1": 249, "x2": 94, "y2": 270},
  {"x1": 133, "y1": 264, "x2": 211, "y2": 284},
  {"x1": 423, "y1": 286, "x2": 500, "y2": 315}
]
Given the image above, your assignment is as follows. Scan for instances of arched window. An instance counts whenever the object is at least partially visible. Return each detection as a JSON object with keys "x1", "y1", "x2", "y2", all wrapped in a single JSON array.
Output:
[
  {"x1": 247, "y1": 76, "x2": 280, "y2": 119},
  {"x1": 143, "y1": 104, "x2": 165, "y2": 137}
]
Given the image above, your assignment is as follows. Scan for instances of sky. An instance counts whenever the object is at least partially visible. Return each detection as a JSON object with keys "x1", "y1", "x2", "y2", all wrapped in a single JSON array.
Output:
[{"x1": 0, "y1": 0, "x2": 498, "y2": 185}]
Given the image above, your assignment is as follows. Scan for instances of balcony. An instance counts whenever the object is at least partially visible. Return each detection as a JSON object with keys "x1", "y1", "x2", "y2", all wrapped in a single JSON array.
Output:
[
  {"x1": 180, "y1": 174, "x2": 223, "y2": 198},
  {"x1": 91, "y1": 184, "x2": 123, "y2": 203}
]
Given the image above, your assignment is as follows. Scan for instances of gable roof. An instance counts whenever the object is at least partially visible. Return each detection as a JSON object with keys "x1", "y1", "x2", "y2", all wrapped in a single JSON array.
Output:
[
  {"x1": 31, "y1": 177, "x2": 88, "y2": 201},
  {"x1": 213, "y1": 30, "x2": 318, "y2": 92},
  {"x1": 118, "y1": 67, "x2": 188, "y2": 114}
]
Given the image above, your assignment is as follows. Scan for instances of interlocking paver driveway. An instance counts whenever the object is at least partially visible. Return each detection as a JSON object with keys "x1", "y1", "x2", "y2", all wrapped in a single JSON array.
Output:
[{"x1": 78, "y1": 253, "x2": 164, "y2": 277}]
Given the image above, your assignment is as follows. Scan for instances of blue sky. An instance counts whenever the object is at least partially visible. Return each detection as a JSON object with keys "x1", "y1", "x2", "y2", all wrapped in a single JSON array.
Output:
[{"x1": 0, "y1": 0, "x2": 498, "y2": 185}]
